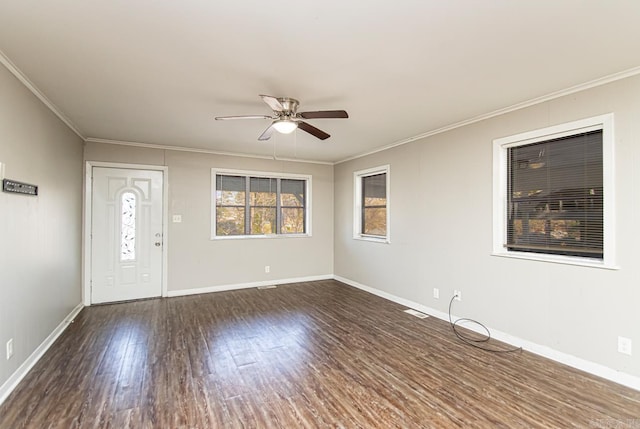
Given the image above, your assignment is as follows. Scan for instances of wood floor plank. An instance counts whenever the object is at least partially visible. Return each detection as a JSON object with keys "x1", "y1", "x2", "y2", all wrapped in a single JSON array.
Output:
[{"x1": 1, "y1": 280, "x2": 639, "y2": 428}]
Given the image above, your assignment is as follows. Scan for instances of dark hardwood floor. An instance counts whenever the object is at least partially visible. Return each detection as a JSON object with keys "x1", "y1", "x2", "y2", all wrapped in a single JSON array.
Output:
[{"x1": 1, "y1": 280, "x2": 639, "y2": 428}]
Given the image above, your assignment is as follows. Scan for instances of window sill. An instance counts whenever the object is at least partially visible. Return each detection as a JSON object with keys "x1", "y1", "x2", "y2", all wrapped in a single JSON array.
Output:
[
  {"x1": 353, "y1": 235, "x2": 390, "y2": 244},
  {"x1": 212, "y1": 233, "x2": 311, "y2": 241},
  {"x1": 491, "y1": 251, "x2": 618, "y2": 270}
]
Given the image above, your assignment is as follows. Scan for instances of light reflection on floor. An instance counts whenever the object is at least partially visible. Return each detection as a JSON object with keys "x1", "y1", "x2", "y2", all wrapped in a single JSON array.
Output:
[{"x1": 100, "y1": 317, "x2": 149, "y2": 382}]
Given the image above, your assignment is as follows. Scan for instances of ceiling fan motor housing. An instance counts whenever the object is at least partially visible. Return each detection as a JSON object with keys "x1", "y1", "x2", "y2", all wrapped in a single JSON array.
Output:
[{"x1": 276, "y1": 97, "x2": 299, "y2": 118}]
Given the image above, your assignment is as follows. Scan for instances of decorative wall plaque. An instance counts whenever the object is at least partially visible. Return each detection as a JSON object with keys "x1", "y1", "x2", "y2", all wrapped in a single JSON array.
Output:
[{"x1": 3, "y1": 179, "x2": 38, "y2": 196}]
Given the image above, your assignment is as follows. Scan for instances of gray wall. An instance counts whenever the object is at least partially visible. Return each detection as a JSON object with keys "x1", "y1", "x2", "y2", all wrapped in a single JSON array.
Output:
[
  {"x1": 0, "y1": 65, "x2": 83, "y2": 388},
  {"x1": 334, "y1": 74, "x2": 640, "y2": 378},
  {"x1": 84, "y1": 143, "x2": 334, "y2": 292}
]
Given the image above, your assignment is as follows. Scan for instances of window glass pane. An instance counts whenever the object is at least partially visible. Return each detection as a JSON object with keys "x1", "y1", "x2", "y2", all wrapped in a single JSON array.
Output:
[
  {"x1": 250, "y1": 207, "x2": 276, "y2": 234},
  {"x1": 250, "y1": 177, "x2": 277, "y2": 206},
  {"x1": 364, "y1": 196, "x2": 386, "y2": 206},
  {"x1": 249, "y1": 177, "x2": 276, "y2": 234},
  {"x1": 216, "y1": 175, "x2": 246, "y2": 235},
  {"x1": 362, "y1": 173, "x2": 387, "y2": 236},
  {"x1": 363, "y1": 207, "x2": 387, "y2": 236},
  {"x1": 280, "y1": 179, "x2": 305, "y2": 207},
  {"x1": 507, "y1": 130, "x2": 603, "y2": 258},
  {"x1": 218, "y1": 190, "x2": 245, "y2": 206},
  {"x1": 281, "y1": 207, "x2": 305, "y2": 234},
  {"x1": 363, "y1": 173, "x2": 386, "y2": 199},
  {"x1": 216, "y1": 175, "x2": 245, "y2": 206},
  {"x1": 121, "y1": 192, "x2": 136, "y2": 261},
  {"x1": 216, "y1": 174, "x2": 245, "y2": 191},
  {"x1": 216, "y1": 207, "x2": 245, "y2": 236}
]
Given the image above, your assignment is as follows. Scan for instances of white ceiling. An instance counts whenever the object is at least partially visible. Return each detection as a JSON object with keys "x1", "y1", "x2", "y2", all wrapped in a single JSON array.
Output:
[{"x1": 2, "y1": 1, "x2": 640, "y2": 163}]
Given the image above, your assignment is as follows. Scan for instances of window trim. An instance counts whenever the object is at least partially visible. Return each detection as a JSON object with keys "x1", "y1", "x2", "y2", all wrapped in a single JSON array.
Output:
[
  {"x1": 492, "y1": 114, "x2": 616, "y2": 269},
  {"x1": 353, "y1": 165, "x2": 390, "y2": 243},
  {"x1": 211, "y1": 168, "x2": 312, "y2": 240}
]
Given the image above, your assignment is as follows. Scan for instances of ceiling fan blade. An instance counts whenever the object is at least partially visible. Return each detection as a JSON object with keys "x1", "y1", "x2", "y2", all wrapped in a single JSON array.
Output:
[
  {"x1": 259, "y1": 95, "x2": 284, "y2": 112},
  {"x1": 299, "y1": 110, "x2": 349, "y2": 119},
  {"x1": 297, "y1": 121, "x2": 330, "y2": 140},
  {"x1": 258, "y1": 123, "x2": 276, "y2": 141},
  {"x1": 215, "y1": 115, "x2": 272, "y2": 120}
]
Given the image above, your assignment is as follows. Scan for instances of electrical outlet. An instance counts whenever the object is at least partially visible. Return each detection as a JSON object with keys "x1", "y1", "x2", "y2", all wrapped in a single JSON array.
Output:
[
  {"x1": 618, "y1": 336, "x2": 632, "y2": 355},
  {"x1": 6, "y1": 338, "x2": 13, "y2": 360},
  {"x1": 172, "y1": 214, "x2": 182, "y2": 223},
  {"x1": 264, "y1": 265, "x2": 270, "y2": 274},
  {"x1": 433, "y1": 288, "x2": 439, "y2": 299},
  {"x1": 454, "y1": 290, "x2": 462, "y2": 301}
]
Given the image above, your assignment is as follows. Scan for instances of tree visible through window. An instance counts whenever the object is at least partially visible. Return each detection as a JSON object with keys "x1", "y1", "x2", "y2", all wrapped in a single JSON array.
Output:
[
  {"x1": 280, "y1": 179, "x2": 306, "y2": 234},
  {"x1": 215, "y1": 175, "x2": 246, "y2": 236},
  {"x1": 250, "y1": 177, "x2": 277, "y2": 234}
]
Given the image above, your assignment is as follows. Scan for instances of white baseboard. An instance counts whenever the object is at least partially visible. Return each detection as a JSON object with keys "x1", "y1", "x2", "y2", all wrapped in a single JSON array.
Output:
[
  {"x1": 0, "y1": 303, "x2": 84, "y2": 406},
  {"x1": 334, "y1": 275, "x2": 640, "y2": 392},
  {"x1": 167, "y1": 274, "x2": 334, "y2": 298}
]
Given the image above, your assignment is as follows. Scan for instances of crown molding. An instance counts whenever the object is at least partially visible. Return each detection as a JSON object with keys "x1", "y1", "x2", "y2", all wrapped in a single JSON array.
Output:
[
  {"x1": 335, "y1": 65, "x2": 640, "y2": 165},
  {"x1": 84, "y1": 137, "x2": 334, "y2": 166},
  {"x1": 0, "y1": 49, "x2": 85, "y2": 139},
  {"x1": 4, "y1": 42, "x2": 639, "y2": 166}
]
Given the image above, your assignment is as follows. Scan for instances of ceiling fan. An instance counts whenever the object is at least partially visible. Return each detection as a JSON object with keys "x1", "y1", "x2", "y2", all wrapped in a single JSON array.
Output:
[{"x1": 215, "y1": 95, "x2": 348, "y2": 141}]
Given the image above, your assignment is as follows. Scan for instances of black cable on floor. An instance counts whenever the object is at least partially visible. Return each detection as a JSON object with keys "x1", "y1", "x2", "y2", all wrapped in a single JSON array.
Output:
[{"x1": 448, "y1": 295, "x2": 522, "y2": 354}]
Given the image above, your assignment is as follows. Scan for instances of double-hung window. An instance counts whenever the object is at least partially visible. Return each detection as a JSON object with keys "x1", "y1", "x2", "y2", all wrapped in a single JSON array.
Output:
[
  {"x1": 213, "y1": 169, "x2": 310, "y2": 238},
  {"x1": 493, "y1": 114, "x2": 614, "y2": 267},
  {"x1": 354, "y1": 165, "x2": 390, "y2": 243}
]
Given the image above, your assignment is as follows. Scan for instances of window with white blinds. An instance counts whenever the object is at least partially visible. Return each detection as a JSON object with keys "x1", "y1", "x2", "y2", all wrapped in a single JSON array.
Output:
[
  {"x1": 212, "y1": 170, "x2": 310, "y2": 239},
  {"x1": 507, "y1": 130, "x2": 603, "y2": 258},
  {"x1": 493, "y1": 114, "x2": 614, "y2": 267}
]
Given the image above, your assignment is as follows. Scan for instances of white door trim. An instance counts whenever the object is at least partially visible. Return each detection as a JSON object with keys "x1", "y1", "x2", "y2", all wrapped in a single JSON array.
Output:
[{"x1": 83, "y1": 161, "x2": 169, "y2": 306}]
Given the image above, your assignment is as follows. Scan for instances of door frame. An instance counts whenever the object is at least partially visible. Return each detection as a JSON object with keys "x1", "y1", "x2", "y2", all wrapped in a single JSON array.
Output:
[{"x1": 83, "y1": 161, "x2": 169, "y2": 306}]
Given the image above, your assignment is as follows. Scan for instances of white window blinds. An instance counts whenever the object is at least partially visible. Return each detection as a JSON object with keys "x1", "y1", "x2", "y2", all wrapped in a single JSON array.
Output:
[{"x1": 507, "y1": 130, "x2": 603, "y2": 258}]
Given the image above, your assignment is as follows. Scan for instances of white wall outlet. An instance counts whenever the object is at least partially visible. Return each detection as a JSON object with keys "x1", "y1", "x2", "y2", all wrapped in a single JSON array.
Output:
[
  {"x1": 172, "y1": 214, "x2": 182, "y2": 223},
  {"x1": 6, "y1": 338, "x2": 13, "y2": 360},
  {"x1": 454, "y1": 290, "x2": 462, "y2": 301},
  {"x1": 264, "y1": 265, "x2": 270, "y2": 273},
  {"x1": 618, "y1": 336, "x2": 632, "y2": 355},
  {"x1": 433, "y1": 288, "x2": 439, "y2": 299}
]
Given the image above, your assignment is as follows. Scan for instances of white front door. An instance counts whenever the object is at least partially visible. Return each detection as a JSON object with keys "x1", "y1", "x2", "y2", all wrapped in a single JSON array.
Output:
[{"x1": 91, "y1": 167, "x2": 164, "y2": 304}]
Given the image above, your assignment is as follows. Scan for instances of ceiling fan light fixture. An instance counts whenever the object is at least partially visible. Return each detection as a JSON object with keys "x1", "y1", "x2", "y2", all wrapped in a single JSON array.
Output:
[
  {"x1": 215, "y1": 95, "x2": 348, "y2": 140},
  {"x1": 272, "y1": 119, "x2": 298, "y2": 134}
]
